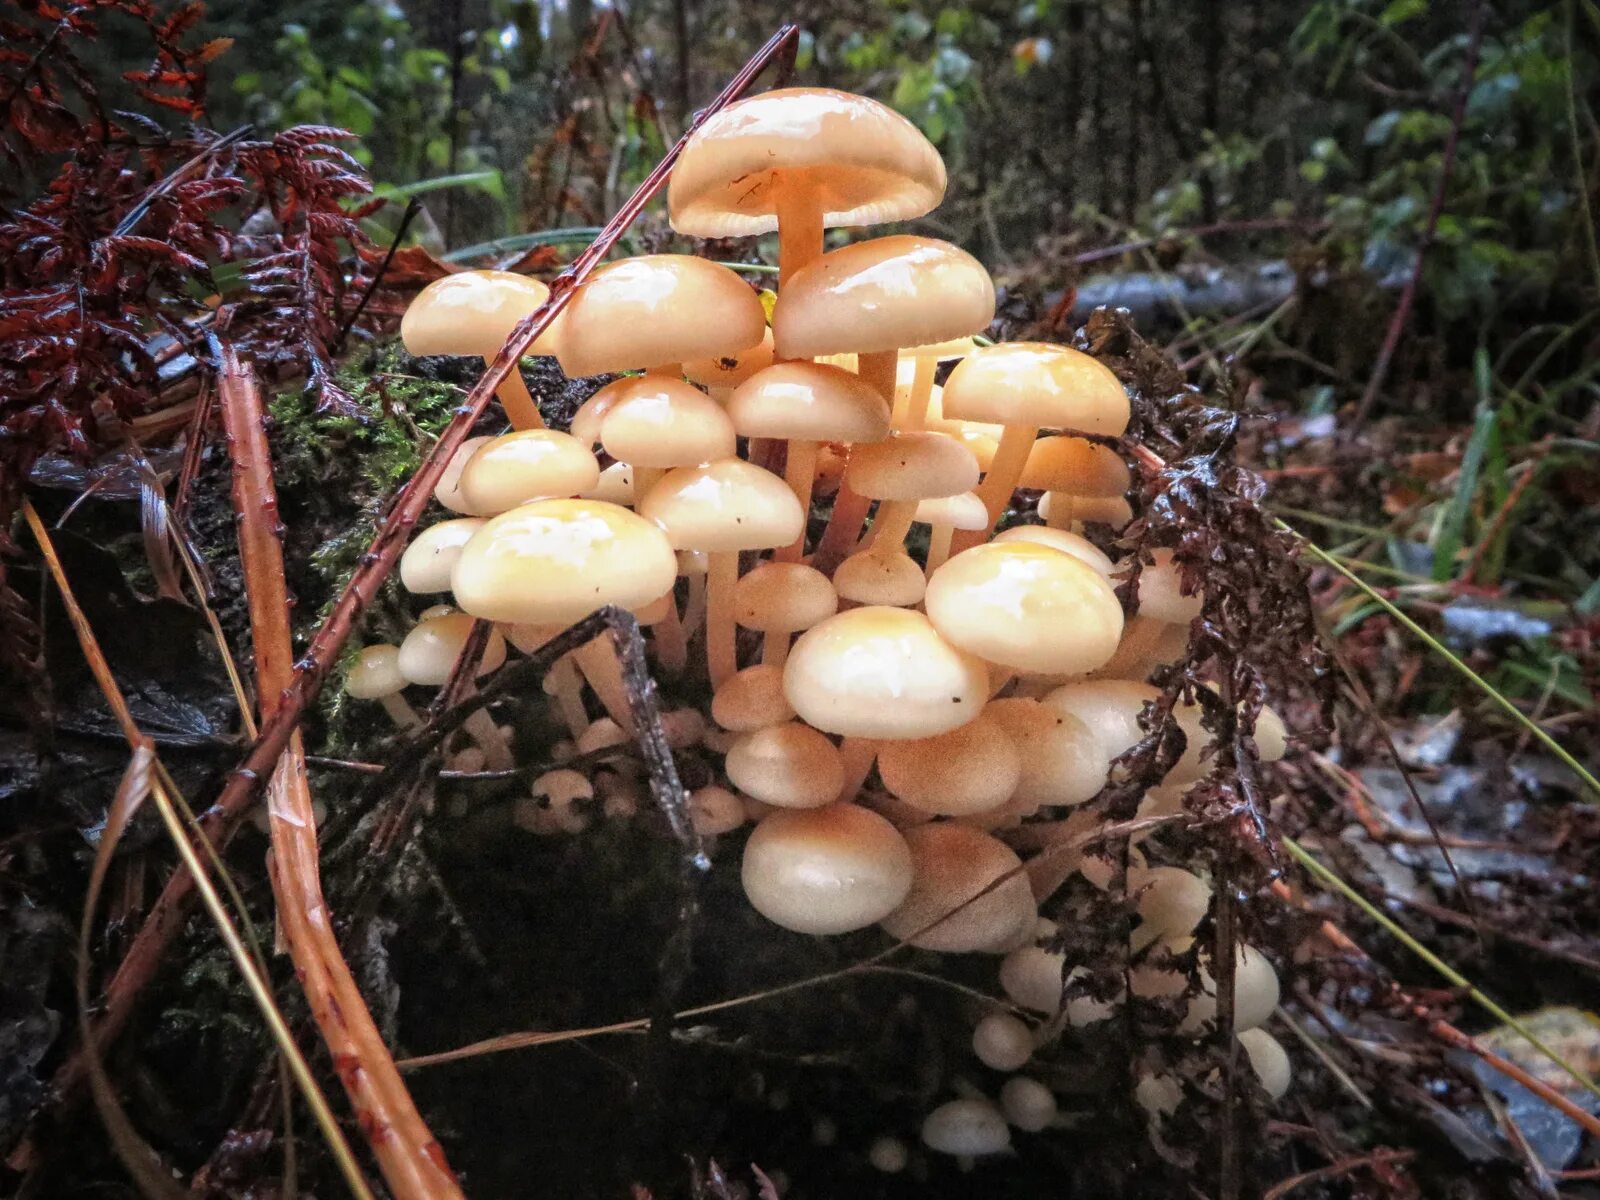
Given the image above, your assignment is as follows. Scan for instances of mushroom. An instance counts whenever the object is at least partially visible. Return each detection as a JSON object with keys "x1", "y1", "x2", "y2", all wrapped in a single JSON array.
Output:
[
  {"x1": 345, "y1": 644, "x2": 420, "y2": 729},
  {"x1": 867, "y1": 1137, "x2": 909, "y2": 1174},
  {"x1": 433, "y1": 435, "x2": 496, "y2": 515},
  {"x1": 724, "y1": 721, "x2": 844, "y2": 809},
  {"x1": 1037, "y1": 491, "x2": 1133, "y2": 532},
  {"x1": 1017, "y1": 436, "x2": 1130, "y2": 532},
  {"x1": 457, "y1": 429, "x2": 600, "y2": 515},
  {"x1": 879, "y1": 822, "x2": 1037, "y2": 953},
  {"x1": 893, "y1": 337, "x2": 977, "y2": 431},
  {"x1": 401, "y1": 270, "x2": 559, "y2": 430},
  {"x1": 1130, "y1": 940, "x2": 1280, "y2": 1033},
  {"x1": 668, "y1": 86, "x2": 946, "y2": 284},
  {"x1": 941, "y1": 343, "x2": 1130, "y2": 550},
  {"x1": 913, "y1": 491, "x2": 988, "y2": 578},
  {"x1": 739, "y1": 802, "x2": 915, "y2": 935},
  {"x1": 999, "y1": 1077, "x2": 1057, "y2": 1133},
  {"x1": 1238, "y1": 1028, "x2": 1291, "y2": 1100},
  {"x1": 581, "y1": 461, "x2": 635, "y2": 507},
  {"x1": 982, "y1": 697, "x2": 1109, "y2": 810},
  {"x1": 971, "y1": 1012, "x2": 1034, "y2": 1071},
  {"x1": 396, "y1": 612, "x2": 511, "y2": 769},
  {"x1": 504, "y1": 622, "x2": 590, "y2": 740},
  {"x1": 399, "y1": 518, "x2": 484, "y2": 594},
  {"x1": 632, "y1": 586, "x2": 689, "y2": 677},
  {"x1": 709, "y1": 663, "x2": 796, "y2": 732},
  {"x1": 638, "y1": 458, "x2": 803, "y2": 687},
  {"x1": 1126, "y1": 546, "x2": 1204, "y2": 625},
  {"x1": 876, "y1": 711, "x2": 1021, "y2": 817},
  {"x1": 682, "y1": 326, "x2": 776, "y2": 403},
  {"x1": 687, "y1": 785, "x2": 746, "y2": 837},
  {"x1": 597, "y1": 375, "x2": 736, "y2": 498},
  {"x1": 849, "y1": 430, "x2": 979, "y2": 556},
  {"x1": 732, "y1": 560, "x2": 838, "y2": 668},
  {"x1": 832, "y1": 546, "x2": 928, "y2": 608},
  {"x1": 920, "y1": 1098, "x2": 1011, "y2": 1158},
  {"x1": 726, "y1": 361, "x2": 891, "y2": 562},
  {"x1": 772, "y1": 236, "x2": 995, "y2": 569},
  {"x1": 1128, "y1": 865, "x2": 1211, "y2": 954},
  {"x1": 990, "y1": 524, "x2": 1115, "y2": 577}
]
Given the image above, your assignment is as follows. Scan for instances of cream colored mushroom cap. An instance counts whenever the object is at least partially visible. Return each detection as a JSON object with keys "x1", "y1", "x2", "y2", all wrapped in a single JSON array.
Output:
[
  {"x1": 773, "y1": 236, "x2": 996, "y2": 360},
  {"x1": 783, "y1": 606, "x2": 988, "y2": 739},
  {"x1": 580, "y1": 461, "x2": 634, "y2": 506},
  {"x1": 396, "y1": 612, "x2": 508, "y2": 686},
  {"x1": 725, "y1": 721, "x2": 844, "y2": 809},
  {"x1": 880, "y1": 822, "x2": 1037, "y2": 953},
  {"x1": 400, "y1": 518, "x2": 485, "y2": 594},
  {"x1": 942, "y1": 342, "x2": 1129, "y2": 434},
  {"x1": 983, "y1": 696, "x2": 1111, "y2": 807},
  {"x1": 913, "y1": 491, "x2": 988, "y2": 531},
  {"x1": 833, "y1": 549, "x2": 926, "y2": 607},
  {"x1": 733, "y1": 562, "x2": 837, "y2": 633},
  {"x1": 920, "y1": 1098, "x2": 1012, "y2": 1157},
  {"x1": 555, "y1": 256, "x2": 765, "y2": 377},
  {"x1": 1239, "y1": 1029, "x2": 1292, "y2": 1100},
  {"x1": 925, "y1": 541, "x2": 1124, "y2": 675},
  {"x1": 683, "y1": 326, "x2": 775, "y2": 389},
  {"x1": 1037, "y1": 492, "x2": 1134, "y2": 530},
  {"x1": 459, "y1": 430, "x2": 600, "y2": 515},
  {"x1": 638, "y1": 458, "x2": 804, "y2": 553},
  {"x1": 711, "y1": 664, "x2": 796, "y2": 732},
  {"x1": 740, "y1": 802, "x2": 915, "y2": 935},
  {"x1": 401, "y1": 270, "x2": 559, "y2": 358},
  {"x1": 845, "y1": 430, "x2": 980, "y2": 501},
  {"x1": 1131, "y1": 547, "x2": 1203, "y2": 623},
  {"x1": 569, "y1": 378, "x2": 630, "y2": 448},
  {"x1": 727, "y1": 362, "x2": 891, "y2": 443},
  {"x1": 668, "y1": 87, "x2": 946, "y2": 238},
  {"x1": 451, "y1": 498, "x2": 677, "y2": 625},
  {"x1": 346, "y1": 644, "x2": 407, "y2": 699},
  {"x1": 434, "y1": 435, "x2": 496, "y2": 515},
  {"x1": 1018, "y1": 436, "x2": 1131, "y2": 495},
  {"x1": 1042, "y1": 680, "x2": 1161, "y2": 763},
  {"x1": 991, "y1": 525, "x2": 1115, "y2": 576},
  {"x1": 877, "y1": 711, "x2": 1021, "y2": 816},
  {"x1": 598, "y1": 377, "x2": 736, "y2": 468}
]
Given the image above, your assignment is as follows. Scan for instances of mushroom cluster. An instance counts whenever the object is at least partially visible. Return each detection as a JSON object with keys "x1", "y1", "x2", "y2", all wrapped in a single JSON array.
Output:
[{"x1": 359, "y1": 84, "x2": 1295, "y2": 1162}]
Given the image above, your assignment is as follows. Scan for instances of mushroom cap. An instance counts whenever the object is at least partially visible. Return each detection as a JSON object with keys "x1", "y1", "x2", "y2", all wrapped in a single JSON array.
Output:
[
  {"x1": 772, "y1": 236, "x2": 996, "y2": 360},
  {"x1": 983, "y1": 696, "x2": 1111, "y2": 807},
  {"x1": 580, "y1": 461, "x2": 634, "y2": 506},
  {"x1": 400, "y1": 518, "x2": 485, "y2": 594},
  {"x1": 401, "y1": 270, "x2": 558, "y2": 358},
  {"x1": 1130, "y1": 547, "x2": 1203, "y2": 624},
  {"x1": 931, "y1": 418, "x2": 1002, "y2": 471},
  {"x1": 683, "y1": 326, "x2": 775, "y2": 389},
  {"x1": 554, "y1": 256, "x2": 765, "y2": 377},
  {"x1": 733, "y1": 562, "x2": 838, "y2": 634},
  {"x1": 1037, "y1": 492, "x2": 1133, "y2": 530},
  {"x1": 740, "y1": 802, "x2": 914, "y2": 934},
  {"x1": 434, "y1": 435, "x2": 496, "y2": 515},
  {"x1": 1255, "y1": 705, "x2": 1289, "y2": 763},
  {"x1": 999, "y1": 1076, "x2": 1058, "y2": 1132},
  {"x1": 569, "y1": 378, "x2": 630, "y2": 448},
  {"x1": 920, "y1": 1098, "x2": 1011, "y2": 1157},
  {"x1": 913, "y1": 491, "x2": 989, "y2": 531},
  {"x1": 833, "y1": 548, "x2": 927, "y2": 607},
  {"x1": 876, "y1": 711, "x2": 1021, "y2": 816},
  {"x1": 598, "y1": 377, "x2": 736, "y2": 468},
  {"x1": 1018, "y1": 436, "x2": 1130, "y2": 496},
  {"x1": 998, "y1": 943, "x2": 1068, "y2": 1015},
  {"x1": 784, "y1": 606, "x2": 988, "y2": 739},
  {"x1": 925, "y1": 542, "x2": 1124, "y2": 675},
  {"x1": 1128, "y1": 865, "x2": 1211, "y2": 952},
  {"x1": 845, "y1": 430, "x2": 980, "y2": 501},
  {"x1": 346, "y1": 644, "x2": 407, "y2": 699},
  {"x1": 1041, "y1": 680, "x2": 1160, "y2": 763},
  {"x1": 451, "y1": 498, "x2": 677, "y2": 624},
  {"x1": 396, "y1": 613, "x2": 508, "y2": 686},
  {"x1": 725, "y1": 721, "x2": 845, "y2": 809},
  {"x1": 942, "y1": 342, "x2": 1129, "y2": 434},
  {"x1": 880, "y1": 822, "x2": 1036, "y2": 953},
  {"x1": 727, "y1": 361, "x2": 891, "y2": 443},
  {"x1": 687, "y1": 785, "x2": 746, "y2": 837},
  {"x1": 971, "y1": 1012, "x2": 1034, "y2": 1071},
  {"x1": 638, "y1": 458, "x2": 804, "y2": 553},
  {"x1": 1176, "y1": 943, "x2": 1281, "y2": 1033},
  {"x1": 668, "y1": 87, "x2": 946, "y2": 238},
  {"x1": 677, "y1": 549, "x2": 709, "y2": 576},
  {"x1": 1238, "y1": 1029, "x2": 1291, "y2": 1100},
  {"x1": 991, "y1": 525, "x2": 1114, "y2": 576},
  {"x1": 711, "y1": 664, "x2": 796, "y2": 732},
  {"x1": 459, "y1": 429, "x2": 600, "y2": 514}
]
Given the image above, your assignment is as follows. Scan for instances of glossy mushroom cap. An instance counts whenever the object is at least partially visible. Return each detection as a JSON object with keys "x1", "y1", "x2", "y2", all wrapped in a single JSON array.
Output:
[
  {"x1": 833, "y1": 549, "x2": 926, "y2": 607},
  {"x1": 925, "y1": 541, "x2": 1124, "y2": 675},
  {"x1": 913, "y1": 491, "x2": 989, "y2": 532},
  {"x1": 983, "y1": 697, "x2": 1110, "y2": 808},
  {"x1": 1042, "y1": 680, "x2": 1161, "y2": 763},
  {"x1": 845, "y1": 430, "x2": 979, "y2": 501},
  {"x1": 1239, "y1": 1029, "x2": 1292, "y2": 1100},
  {"x1": 581, "y1": 461, "x2": 634, "y2": 506},
  {"x1": 458, "y1": 429, "x2": 600, "y2": 514},
  {"x1": 397, "y1": 613, "x2": 508, "y2": 686},
  {"x1": 598, "y1": 377, "x2": 736, "y2": 468},
  {"x1": 773, "y1": 236, "x2": 995, "y2": 359},
  {"x1": 451, "y1": 499, "x2": 677, "y2": 624},
  {"x1": 783, "y1": 606, "x2": 988, "y2": 739},
  {"x1": 554, "y1": 256, "x2": 765, "y2": 377},
  {"x1": 400, "y1": 518, "x2": 485, "y2": 594},
  {"x1": 1000, "y1": 1077, "x2": 1058, "y2": 1132},
  {"x1": 401, "y1": 270, "x2": 559, "y2": 358},
  {"x1": 725, "y1": 721, "x2": 844, "y2": 809},
  {"x1": 434, "y1": 435, "x2": 496, "y2": 515},
  {"x1": 991, "y1": 525, "x2": 1115, "y2": 576},
  {"x1": 683, "y1": 327, "x2": 776, "y2": 390},
  {"x1": 1018, "y1": 436, "x2": 1131, "y2": 496},
  {"x1": 1038, "y1": 492, "x2": 1134, "y2": 529},
  {"x1": 1130, "y1": 547, "x2": 1203, "y2": 624},
  {"x1": 880, "y1": 822, "x2": 1036, "y2": 953},
  {"x1": 733, "y1": 562, "x2": 838, "y2": 634},
  {"x1": 711, "y1": 664, "x2": 796, "y2": 732},
  {"x1": 668, "y1": 87, "x2": 946, "y2": 238},
  {"x1": 1128, "y1": 865, "x2": 1211, "y2": 952},
  {"x1": 942, "y1": 342, "x2": 1129, "y2": 435},
  {"x1": 740, "y1": 803, "x2": 915, "y2": 935},
  {"x1": 346, "y1": 644, "x2": 408, "y2": 699},
  {"x1": 638, "y1": 458, "x2": 804, "y2": 553},
  {"x1": 727, "y1": 361, "x2": 891, "y2": 443},
  {"x1": 877, "y1": 711, "x2": 1021, "y2": 816}
]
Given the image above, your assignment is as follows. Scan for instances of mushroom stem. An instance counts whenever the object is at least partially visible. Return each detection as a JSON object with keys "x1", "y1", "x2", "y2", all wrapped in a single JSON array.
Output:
[
  {"x1": 761, "y1": 629, "x2": 791, "y2": 670},
  {"x1": 895, "y1": 356, "x2": 938, "y2": 431},
  {"x1": 706, "y1": 550, "x2": 741, "y2": 687},
  {"x1": 543, "y1": 655, "x2": 591, "y2": 739},
  {"x1": 633, "y1": 466, "x2": 665, "y2": 500},
  {"x1": 482, "y1": 356, "x2": 544, "y2": 430},
  {"x1": 379, "y1": 693, "x2": 422, "y2": 729},
  {"x1": 572, "y1": 637, "x2": 634, "y2": 735},
  {"x1": 776, "y1": 439, "x2": 818, "y2": 562},
  {"x1": 857, "y1": 349, "x2": 899, "y2": 405},
  {"x1": 461, "y1": 704, "x2": 514, "y2": 771},
  {"x1": 812, "y1": 482, "x2": 871, "y2": 575},
  {"x1": 684, "y1": 572, "x2": 708, "y2": 638},
  {"x1": 835, "y1": 737, "x2": 878, "y2": 804},
  {"x1": 925, "y1": 523, "x2": 956, "y2": 578},
  {"x1": 960, "y1": 423, "x2": 1039, "y2": 551},
  {"x1": 865, "y1": 499, "x2": 917, "y2": 552},
  {"x1": 649, "y1": 593, "x2": 689, "y2": 675},
  {"x1": 774, "y1": 172, "x2": 824, "y2": 287},
  {"x1": 1044, "y1": 491, "x2": 1074, "y2": 529}
]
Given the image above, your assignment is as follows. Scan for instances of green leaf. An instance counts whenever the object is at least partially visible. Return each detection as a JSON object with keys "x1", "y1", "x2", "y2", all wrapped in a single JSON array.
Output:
[
  {"x1": 1431, "y1": 350, "x2": 1498, "y2": 581},
  {"x1": 375, "y1": 169, "x2": 505, "y2": 201},
  {"x1": 1379, "y1": 0, "x2": 1428, "y2": 27}
]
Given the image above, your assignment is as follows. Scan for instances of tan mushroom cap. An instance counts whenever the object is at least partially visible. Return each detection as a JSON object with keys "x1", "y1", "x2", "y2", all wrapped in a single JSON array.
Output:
[
  {"x1": 845, "y1": 430, "x2": 980, "y2": 501},
  {"x1": 400, "y1": 270, "x2": 559, "y2": 358},
  {"x1": 397, "y1": 613, "x2": 508, "y2": 686},
  {"x1": 733, "y1": 562, "x2": 838, "y2": 633},
  {"x1": 683, "y1": 326, "x2": 775, "y2": 390},
  {"x1": 991, "y1": 525, "x2": 1115, "y2": 576},
  {"x1": 773, "y1": 236, "x2": 996, "y2": 359},
  {"x1": 1037, "y1": 492, "x2": 1133, "y2": 529},
  {"x1": 913, "y1": 491, "x2": 989, "y2": 531},
  {"x1": 727, "y1": 362, "x2": 891, "y2": 443},
  {"x1": 638, "y1": 458, "x2": 804, "y2": 553},
  {"x1": 983, "y1": 697, "x2": 1111, "y2": 808},
  {"x1": 1018, "y1": 436, "x2": 1131, "y2": 496},
  {"x1": 580, "y1": 461, "x2": 634, "y2": 506},
  {"x1": 876, "y1": 711, "x2": 1021, "y2": 816},
  {"x1": 346, "y1": 644, "x2": 408, "y2": 699},
  {"x1": 598, "y1": 377, "x2": 736, "y2": 468},
  {"x1": 435, "y1": 435, "x2": 496, "y2": 515},
  {"x1": 711, "y1": 664, "x2": 796, "y2": 732},
  {"x1": 451, "y1": 498, "x2": 677, "y2": 624},
  {"x1": 740, "y1": 802, "x2": 915, "y2": 935},
  {"x1": 942, "y1": 342, "x2": 1129, "y2": 434},
  {"x1": 1042, "y1": 680, "x2": 1160, "y2": 763},
  {"x1": 784, "y1": 606, "x2": 988, "y2": 739},
  {"x1": 880, "y1": 823, "x2": 1036, "y2": 953},
  {"x1": 459, "y1": 429, "x2": 600, "y2": 514},
  {"x1": 555, "y1": 256, "x2": 765, "y2": 377},
  {"x1": 400, "y1": 517, "x2": 485, "y2": 594},
  {"x1": 725, "y1": 721, "x2": 845, "y2": 809},
  {"x1": 1134, "y1": 942, "x2": 1279, "y2": 1034},
  {"x1": 1128, "y1": 865, "x2": 1211, "y2": 952},
  {"x1": 569, "y1": 378, "x2": 630, "y2": 449},
  {"x1": 925, "y1": 542, "x2": 1124, "y2": 675},
  {"x1": 668, "y1": 87, "x2": 946, "y2": 238},
  {"x1": 1130, "y1": 547, "x2": 1203, "y2": 624},
  {"x1": 833, "y1": 549, "x2": 926, "y2": 607}
]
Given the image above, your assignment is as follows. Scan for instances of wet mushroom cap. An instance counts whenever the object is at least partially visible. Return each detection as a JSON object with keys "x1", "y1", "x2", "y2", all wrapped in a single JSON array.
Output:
[
  {"x1": 346, "y1": 644, "x2": 408, "y2": 699},
  {"x1": 434, "y1": 435, "x2": 496, "y2": 515},
  {"x1": 983, "y1": 697, "x2": 1110, "y2": 807},
  {"x1": 399, "y1": 517, "x2": 485, "y2": 594},
  {"x1": 711, "y1": 664, "x2": 796, "y2": 732},
  {"x1": 451, "y1": 498, "x2": 677, "y2": 625},
  {"x1": 668, "y1": 87, "x2": 946, "y2": 238},
  {"x1": 554, "y1": 255, "x2": 766, "y2": 377},
  {"x1": 1037, "y1": 492, "x2": 1133, "y2": 529},
  {"x1": 942, "y1": 342, "x2": 1130, "y2": 435},
  {"x1": 458, "y1": 429, "x2": 600, "y2": 514},
  {"x1": 400, "y1": 270, "x2": 559, "y2": 358},
  {"x1": 999, "y1": 1076, "x2": 1057, "y2": 1132},
  {"x1": 725, "y1": 721, "x2": 845, "y2": 809},
  {"x1": 876, "y1": 711, "x2": 1021, "y2": 816},
  {"x1": 1018, "y1": 436, "x2": 1130, "y2": 496},
  {"x1": 598, "y1": 377, "x2": 737, "y2": 468},
  {"x1": 727, "y1": 361, "x2": 892, "y2": 443},
  {"x1": 740, "y1": 802, "x2": 915, "y2": 935},
  {"x1": 833, "y1": 549, "x2": 927, "y2": 607},
  {"x1": 880, "y1": 822, "x2": 1037, "y2": 953},
  {"x1": 732, "y1": 562, "x2": 838, "y2": 633},
  {"x1": 396, "y1": 613, "x2": 508, "y2": 686},
  {"x1": 844, "y1": 430, "x2": 980, "y2": 500},
  {"x1": 1131, "y1": 547, "x2": 1203, "y2": 624},
  {"x1": 581, "y1": 461, "x2": 634, "y2": 506},
  {"x1": 783, "y1": 606, "x2": 989, "y2": 739},
  {"x1": 1041, "y1": 680, "x2": 1162, "y2": 763},
  {"x1": 1238, "y1": 1028, "x2": 1291, "y2": 1099},
  {"x1": 913, "y1": 491, "x2": 990, "y2": 532},
  {"x1": 683, "y1": 327, "x2": 776, "y2": 390},
  {"x1": 920, "y1": 1098, "x2": 1012, "y2": 1157},
  {"x1": 991, "y1": 525, "x2": 1114, "y2": 576},
  {"x1": 638, "y1": 459, "x2": 805, "y2": 553}
]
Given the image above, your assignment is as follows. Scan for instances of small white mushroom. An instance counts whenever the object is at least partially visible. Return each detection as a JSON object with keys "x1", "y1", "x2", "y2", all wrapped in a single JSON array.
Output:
[
  {"x1": 868, "y1": 1136, "x2": 909, "y2": 1174},
  {"x1": 972, "y1": 1013, "x2": 1034, "y2": 1071},
  {"x1": 998, "y1": 1076, "x2": 1057, "y2": 1132},
  {"x1": 687, "y1": 785, "x2": 745, "y2": 837},
  {"x1": 1238, "y1": 1027, "x2": 1292, "y2": 1099},
  {"x1": 920, "y1": 1098, "x2": 1011, "y2": 1158}
]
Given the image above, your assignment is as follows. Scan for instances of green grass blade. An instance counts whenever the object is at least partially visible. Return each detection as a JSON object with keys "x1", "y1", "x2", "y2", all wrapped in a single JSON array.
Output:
[{"x1": 1431, "y1": 349, "x2": 1497, "y2": 582}]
